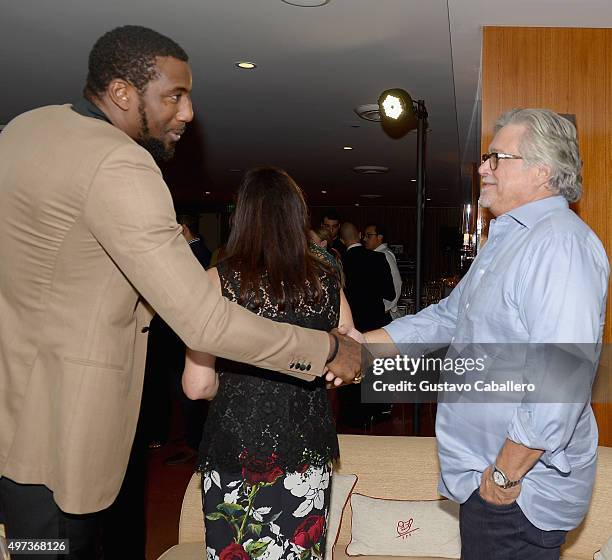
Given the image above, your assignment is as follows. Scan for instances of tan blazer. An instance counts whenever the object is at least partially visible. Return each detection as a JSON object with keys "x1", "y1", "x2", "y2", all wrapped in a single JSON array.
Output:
[{"x1": 0, "y1": 105, "x2": 330, "y2": 514}]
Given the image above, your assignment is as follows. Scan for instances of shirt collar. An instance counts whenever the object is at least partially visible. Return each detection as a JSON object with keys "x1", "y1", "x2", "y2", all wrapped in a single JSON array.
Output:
[
  {"x1": 71, "y1": 97, "x2": 112, "y2": 125},
  {"x1": 347, "y1": 243, "x2": 361, "y2": 251},
  {"x1": 375, "y1": 243, "x2": 388, "y2": 252},
  {"x1": 504, "y1": 196, "x2": 568, "y2": 229}
]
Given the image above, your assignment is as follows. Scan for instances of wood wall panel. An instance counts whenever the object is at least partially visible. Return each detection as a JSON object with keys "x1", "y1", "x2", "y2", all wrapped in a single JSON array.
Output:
[{"x1": 482, "y1": 27, "x2": 612, "y2": 445}]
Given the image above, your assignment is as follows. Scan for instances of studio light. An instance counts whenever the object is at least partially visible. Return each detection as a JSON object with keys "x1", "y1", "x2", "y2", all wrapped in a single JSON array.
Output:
[
  {"x1": 378, "y1": 88, "x2": 414, "y2": 120},
  {"x1": 377, "y1": 88, "x2": 418, "y2": 137}
]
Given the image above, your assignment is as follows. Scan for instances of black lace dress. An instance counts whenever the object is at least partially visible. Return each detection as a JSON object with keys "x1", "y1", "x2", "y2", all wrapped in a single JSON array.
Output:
[
  {"x1": 199, "y1": 261, "x2": 340, "y2": 559},
  {"x1": 197, "y1": 260, "x2": 340, "y2": 474}
]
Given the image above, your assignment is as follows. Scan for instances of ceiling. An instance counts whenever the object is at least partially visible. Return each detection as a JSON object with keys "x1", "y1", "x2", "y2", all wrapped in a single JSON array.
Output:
[{"x1": 2, "y1": 0, "x2": 612, "y2": 210}]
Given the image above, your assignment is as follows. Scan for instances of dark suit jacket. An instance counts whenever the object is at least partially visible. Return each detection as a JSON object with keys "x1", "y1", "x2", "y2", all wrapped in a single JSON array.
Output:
[
  {"x1": 342, "y1": 245, "x2": 396, "y2": 331},
  {"x1": 188, "y1": 237, "x2": 211, "y2": 269}
]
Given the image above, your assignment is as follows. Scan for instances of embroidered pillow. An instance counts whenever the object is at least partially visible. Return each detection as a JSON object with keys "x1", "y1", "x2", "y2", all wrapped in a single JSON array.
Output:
[
  {"x1": 346, "y1": 493, "x2": 460, "y2": 558},
  {"x1": 594, "y1": 536, "x2": 612, "y2": 560},
  {"x1": 325, "y1": 474, "x2": 358, "y2": 559}
]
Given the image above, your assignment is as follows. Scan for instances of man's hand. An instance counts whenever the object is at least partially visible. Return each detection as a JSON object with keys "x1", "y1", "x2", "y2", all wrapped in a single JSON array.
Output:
[
  {"x1": 478, "y1": 465, "x2": 521, "y2": 506},
  {"x1": 324, "y1": 329, "x2": 362, "y2": 387}
]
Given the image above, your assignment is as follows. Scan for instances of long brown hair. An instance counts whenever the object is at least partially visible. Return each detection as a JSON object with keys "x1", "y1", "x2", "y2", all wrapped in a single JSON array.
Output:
[{"x1": 224, "y1": 166, "x2": 330, "y2": 310}]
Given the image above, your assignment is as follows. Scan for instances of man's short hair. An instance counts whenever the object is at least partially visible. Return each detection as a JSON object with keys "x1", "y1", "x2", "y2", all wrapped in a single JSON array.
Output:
[
  {"x1": 365, "y1": 223, "x2": 386, "y2": 240},
  {"x1": 340, "y1": 222, "x2": 359, "y2": 243},
  {"x1": 85, "y1": 25, "x2": 188, "y2": 99},
  {"x1": 495, "y1": 108, "x2": 582, "y2": 202},
  {"x1": 177, "y1": 214, "x2": 199, "y2": 235},
  {"x1": 322, "y1": 209, "x2": 340, "y2": 223}
]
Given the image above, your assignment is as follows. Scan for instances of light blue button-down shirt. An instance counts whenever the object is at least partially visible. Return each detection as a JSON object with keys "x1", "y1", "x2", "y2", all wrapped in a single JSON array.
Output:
[{"x1": 385, "y1": 196, "x2": 609, "y2": 531}]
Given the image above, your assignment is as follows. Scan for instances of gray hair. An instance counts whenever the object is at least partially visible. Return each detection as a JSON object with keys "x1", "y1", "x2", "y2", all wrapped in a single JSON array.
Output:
[{"x1": 494, "y1": 108, "x2": 582, "y2": 202}]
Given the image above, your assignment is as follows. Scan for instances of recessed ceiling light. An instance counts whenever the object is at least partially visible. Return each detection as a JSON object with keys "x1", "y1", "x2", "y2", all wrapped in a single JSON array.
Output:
[
  {"x1": 235, "y1": 61, "x2": 257, "y2": 70},
  {"x1": 281, "y1": 0, "x2": 330, "y2": 6},
  {"x1": 353, "y1": 166, "x2": 389, "y2": 175},
  {"x1": 321, "y1": 190, "x2": 327, "y2": 194},
  {"x1": 343, "y1": 146, "x2": 353, "y2": 150},
  {"x1": 354, "y1": 203, "x2": 360, "y2": 207},
  {"x1": 205, "y1": 191, "x2": 211, "y2": 195},
  {"x1": 354, "y1": 104, "x2": 381, "y2": 122},
  {"x1": 427, "y1": 198, "x2": 432, "y2": 201},
  {"x1": 410, "y1": 178, "x2": 417, "y2": 182}
]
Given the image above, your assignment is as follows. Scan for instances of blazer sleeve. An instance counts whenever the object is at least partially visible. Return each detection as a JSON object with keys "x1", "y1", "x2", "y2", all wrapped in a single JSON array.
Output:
[{"x1": 82, "y1": 144, "x2": 329, "y2": 378}]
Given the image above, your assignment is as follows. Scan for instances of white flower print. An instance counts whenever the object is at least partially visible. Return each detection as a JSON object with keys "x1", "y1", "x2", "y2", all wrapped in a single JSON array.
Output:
[
  {"x1": 206, "y1": 546, "x2": 219, "y2": 560},
  {"x1": 270, "y1": 521, "x2": 281, "y2": 537},
  {"x1": 252, "y1": 506, "x2": 272, "y2": 522},
  {"x1": 283, "y1": 465, "x2": 330, "y2": 517},
  {"x1": 243, "y1": 537, "x2": 284, "y2": 560},
  {"x1": 223, "y1": 487, "x2": 240, "y2": 505},
  {"x1": 203, "y1": 470, "x2": 222, "y2": 494}
]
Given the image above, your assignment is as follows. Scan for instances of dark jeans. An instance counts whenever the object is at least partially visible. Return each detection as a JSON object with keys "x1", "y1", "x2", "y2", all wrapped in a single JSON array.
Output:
[
  {"x1": 460, "y1": 489, "x2": 567, "y2": 560},
  {"x1": 0, "y1": 477, "x2": 101, "y2": 560}
]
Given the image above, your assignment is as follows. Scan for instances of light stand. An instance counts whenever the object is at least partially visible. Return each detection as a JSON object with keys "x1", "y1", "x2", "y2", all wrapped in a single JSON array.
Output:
[{"x1": 378, "y1": 90, "x2": 428, "y2": 436}]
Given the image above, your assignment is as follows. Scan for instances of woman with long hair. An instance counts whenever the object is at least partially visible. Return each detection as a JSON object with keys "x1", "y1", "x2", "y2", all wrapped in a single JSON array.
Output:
[{"x1": 182, "y1": 166, "x2": 354, "y2": 560}]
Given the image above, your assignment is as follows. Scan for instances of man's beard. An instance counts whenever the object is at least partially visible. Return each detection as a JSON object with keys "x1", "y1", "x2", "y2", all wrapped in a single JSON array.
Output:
[{"x1": 136, "y1": 104, "x2": 175, "y2": 162}]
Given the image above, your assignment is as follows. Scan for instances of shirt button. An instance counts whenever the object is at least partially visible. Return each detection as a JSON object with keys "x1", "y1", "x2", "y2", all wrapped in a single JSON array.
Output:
[
  {"x1": 465, "y1": 302, "x2": 470, "y2": 309},
  {"x1": 479, "y1": 269, "x2": 485, "y2": 275}
]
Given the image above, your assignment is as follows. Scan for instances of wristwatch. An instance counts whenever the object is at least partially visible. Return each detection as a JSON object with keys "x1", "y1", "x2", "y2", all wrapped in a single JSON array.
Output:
[{"x1": 491, "y1": 465, "x2": 521, "y2": 489}]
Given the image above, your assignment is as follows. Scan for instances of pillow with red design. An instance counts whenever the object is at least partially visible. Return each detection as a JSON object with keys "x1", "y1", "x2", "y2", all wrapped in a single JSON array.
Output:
[
  {"x1": 324, "y1": 473, "x2": 358, "y2": 559},
  {"x1": 346, "y1": 493, "x2": 460, "y2": 558}
]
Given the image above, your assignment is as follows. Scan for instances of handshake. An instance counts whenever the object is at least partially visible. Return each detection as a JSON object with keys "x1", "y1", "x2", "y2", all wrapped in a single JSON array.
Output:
[{"x1": 324, "y1": 325, "x2": 367, "y2": 387}]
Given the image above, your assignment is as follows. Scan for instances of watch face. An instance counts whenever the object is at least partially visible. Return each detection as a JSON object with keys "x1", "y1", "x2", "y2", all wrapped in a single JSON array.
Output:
[{"x1": 493, "y1": 470, "x2": 506, "y2": 486}]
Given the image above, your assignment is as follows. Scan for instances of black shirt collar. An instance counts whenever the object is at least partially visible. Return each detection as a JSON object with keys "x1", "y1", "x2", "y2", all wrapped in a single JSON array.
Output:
[{"x1": 71, "y1": 97, "x2": 112, "y2": 125}]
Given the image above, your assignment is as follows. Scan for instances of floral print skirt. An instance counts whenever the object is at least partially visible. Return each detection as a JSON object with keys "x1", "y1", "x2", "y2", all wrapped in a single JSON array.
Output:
[{"x1": 202, "y1": 462, "x2": 332, "y2": 560}]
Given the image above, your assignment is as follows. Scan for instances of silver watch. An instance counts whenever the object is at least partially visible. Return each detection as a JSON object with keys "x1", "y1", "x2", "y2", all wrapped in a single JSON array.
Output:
[{"x1": 492, "y1": 465, "x2": 521, "y2": 489}]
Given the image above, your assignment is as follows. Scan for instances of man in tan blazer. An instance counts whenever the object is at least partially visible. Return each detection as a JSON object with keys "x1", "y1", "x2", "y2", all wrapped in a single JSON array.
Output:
[{"x1": 0, "y1": 25, "x2": 360, "y2": 558}]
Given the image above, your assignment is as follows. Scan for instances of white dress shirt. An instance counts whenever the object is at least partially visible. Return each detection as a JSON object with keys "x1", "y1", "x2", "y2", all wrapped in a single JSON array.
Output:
[{"x1": 375, "y1": 243, "x2": 401, "y2": 316}]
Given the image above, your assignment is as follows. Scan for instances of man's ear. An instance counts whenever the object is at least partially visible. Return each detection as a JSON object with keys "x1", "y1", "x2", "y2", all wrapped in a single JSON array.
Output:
[
  {"x1": 107, "y1": 79, "x2": 135, "y2": 111},
  {"x1": 536, "y1": 163, "x2": 553, "y2": 186}
]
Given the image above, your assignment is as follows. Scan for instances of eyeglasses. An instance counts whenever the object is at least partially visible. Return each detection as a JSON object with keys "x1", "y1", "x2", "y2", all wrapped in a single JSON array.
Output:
[
  {"x1": 481, "y1": 152, "x2": 523, "y2": 171},
  {"x1": 363, "y1": 232, "x2": 378, "y2": 238}
]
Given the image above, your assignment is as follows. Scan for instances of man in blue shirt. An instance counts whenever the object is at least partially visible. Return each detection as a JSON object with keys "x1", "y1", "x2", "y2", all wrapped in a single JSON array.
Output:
[{"x1": 347, "y1": 108, "x2": 609, "y2": 559}]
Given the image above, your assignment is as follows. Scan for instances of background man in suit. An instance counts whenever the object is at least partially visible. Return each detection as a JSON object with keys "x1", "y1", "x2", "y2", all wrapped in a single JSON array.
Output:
[
  {"x1": 178, "y1": 214, "x2": 212, "y2": 269},
  {"x1": 339, "y1": 222, "x2": 395, "y2": 427},
  {"x1": 363, "y1": 223, "x2": 402, "y2": 319},
  {"x1": 0, "y1": 25, "x2": 359, "y2": 559},
  {"x1": 340, "y1": 223, "x2": 395, "y2": 331}
]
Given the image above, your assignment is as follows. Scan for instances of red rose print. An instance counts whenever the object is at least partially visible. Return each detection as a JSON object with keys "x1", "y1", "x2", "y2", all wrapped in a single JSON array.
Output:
[
  {"x1": 219, "y1": 542, "x2": 249, "y2": 560},
  {"x1": 240, "y1": 452, "x2": 285, "y2": 486},
  {"x1": 292, "y1": 514, "x2": 325, "y2": 549}
]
